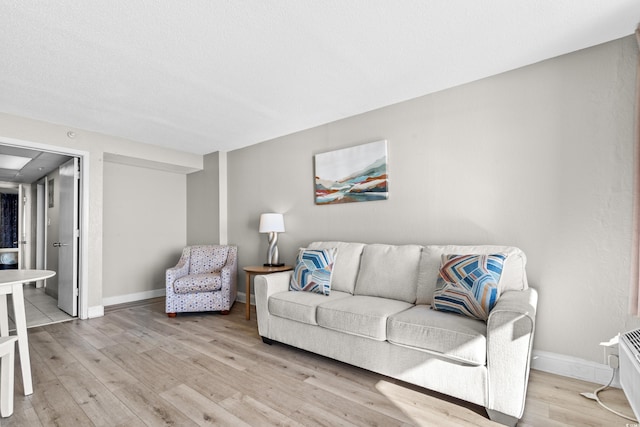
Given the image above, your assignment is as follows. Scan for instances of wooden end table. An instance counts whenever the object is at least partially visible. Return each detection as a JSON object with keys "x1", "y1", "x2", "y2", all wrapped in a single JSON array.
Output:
[{"x1": 243, "y1": 265, "x2": 293, "y2": 320}]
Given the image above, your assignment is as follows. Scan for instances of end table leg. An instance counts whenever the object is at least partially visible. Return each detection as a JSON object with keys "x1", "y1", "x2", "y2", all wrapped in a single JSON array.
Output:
[{"x1": 245, "y1": 273, "x2": 251, "y2": 320}]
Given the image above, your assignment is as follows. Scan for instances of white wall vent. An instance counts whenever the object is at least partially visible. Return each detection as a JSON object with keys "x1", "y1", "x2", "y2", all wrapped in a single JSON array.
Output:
[{"x1": 620, "y1": 328, "x2": 640, "y2": 419}]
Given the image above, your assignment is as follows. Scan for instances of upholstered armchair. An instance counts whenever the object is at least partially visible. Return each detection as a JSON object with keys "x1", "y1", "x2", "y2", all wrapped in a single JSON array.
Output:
[{"x1": 165, "y1": 245, "x2": 237, "y2": 317}]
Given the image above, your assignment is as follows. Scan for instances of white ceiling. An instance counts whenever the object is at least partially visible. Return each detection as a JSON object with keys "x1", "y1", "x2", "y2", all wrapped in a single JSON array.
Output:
[{"x1": 1, "y1": 1, "x2": 639, "y2": 155}]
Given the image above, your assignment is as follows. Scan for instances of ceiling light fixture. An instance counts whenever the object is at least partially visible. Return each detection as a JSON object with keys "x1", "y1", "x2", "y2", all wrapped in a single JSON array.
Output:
[{"x1": 0, "y1": 154, "x2": 32, "y2": 171}]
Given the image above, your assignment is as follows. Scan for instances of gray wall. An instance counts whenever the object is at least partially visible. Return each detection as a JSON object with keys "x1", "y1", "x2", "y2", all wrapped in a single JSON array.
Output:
[
  {"x1": 227, "y1": 35, "x2": 640, "y2": 363},
  {"x1": 102, "y1": 160, "x2": 187, "y2": 300},
  {"x1": 187, "y1": 151, "x2": 220, "y2": 245}
]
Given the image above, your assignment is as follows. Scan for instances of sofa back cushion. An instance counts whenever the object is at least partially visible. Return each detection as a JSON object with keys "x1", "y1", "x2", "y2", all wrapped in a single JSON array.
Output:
[
  {"x1": 353, "y1": 244, "x2": 422, "y2": 303},
  {"x1": 416, "y1": 245, "x2": 528, "y2": 305},
  {"x1": 307, "y1": 241, "x2": 365, "y2": 294}
]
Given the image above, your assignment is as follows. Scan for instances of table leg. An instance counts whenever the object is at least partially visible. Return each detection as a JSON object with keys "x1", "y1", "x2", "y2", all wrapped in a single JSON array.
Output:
[
  {"x1": 11, "y1": 284, "x2": 32, "y2": 395},
  {"x1": 0, "y1": 295, "x2": 8, "y2": 337},
  {"x1": 245, "y1": 273, "x2": 252, "y2": 320}
]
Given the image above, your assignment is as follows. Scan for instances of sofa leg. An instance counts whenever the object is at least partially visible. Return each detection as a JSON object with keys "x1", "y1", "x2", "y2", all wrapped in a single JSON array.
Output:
[
  {"x1": 261, "y1": 336, "x2": 273, "y2": 345},
  {"x1": 167, "y1": 312, "x2": 177, "y2": 318},
  {"x1": 486, "y1": 409, "x2": 518, "y2": 427},
  {"x1": 220, "y1": 310, "x2": 230, "y2": 315}
]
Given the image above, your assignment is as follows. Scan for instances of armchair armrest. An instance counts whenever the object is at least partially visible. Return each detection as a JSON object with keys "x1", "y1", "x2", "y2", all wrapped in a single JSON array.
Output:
[
  {"x1": 166, "y1": 248, "x2": 190, "y2": 291},
  {"x1": 254, "y1": 271, "x2": 293, "y2": 337},
  {"x1": 220, "y1": 246, "x2": 238, "y2": 305},
  {"x1": 486, "y1": 287, "x2": 538, "y2": 421}
]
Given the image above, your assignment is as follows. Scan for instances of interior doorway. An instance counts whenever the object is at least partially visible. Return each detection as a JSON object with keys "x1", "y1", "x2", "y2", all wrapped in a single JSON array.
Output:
[{"x1": 0, "y1": 143, "x2": 83, "y2": 327}]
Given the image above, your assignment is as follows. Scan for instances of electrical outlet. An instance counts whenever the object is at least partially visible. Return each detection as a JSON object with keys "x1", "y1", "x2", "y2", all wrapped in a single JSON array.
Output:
[
  {"x1": 608, "y1": 354, "x2": 619, "y2": 369},
  {"x1": 600, "y1": 334, "x2": 619, "y2": 365}
]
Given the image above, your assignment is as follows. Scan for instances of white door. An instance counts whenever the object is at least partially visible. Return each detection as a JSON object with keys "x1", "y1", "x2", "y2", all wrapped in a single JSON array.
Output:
[
  {"x1": 56, "y1": 158, "x2": 79, "y2": 316},
  {"x1": 35, "y1": 182, "x2": 46, "y2": 287},
  {"x1": 17, "y1": 184, "x2": 24, "y2": 268}
]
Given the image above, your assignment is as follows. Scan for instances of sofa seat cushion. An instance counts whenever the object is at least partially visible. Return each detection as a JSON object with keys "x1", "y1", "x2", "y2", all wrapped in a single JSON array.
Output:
[
  {"x1": 317, "y1": 296, "x2": 413, "y2": 341},
  {"x1": 387, "y1": 305, "x2": 487, "y2": 365},
  {"x1": 268, "y1": 290, "x2": 351, "y2": 325},
  {"x1": 173, "y1": 273, "x2": 222, "y2": 294}
]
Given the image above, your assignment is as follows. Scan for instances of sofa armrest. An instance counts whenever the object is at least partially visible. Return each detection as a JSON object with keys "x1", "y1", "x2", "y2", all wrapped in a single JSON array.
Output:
[
  {"x1": 486, "y1": 287, "x2": 538, "y2": 420},
  {"x1": 254, "y1": 271, "x2": 293, "y2": 337}
]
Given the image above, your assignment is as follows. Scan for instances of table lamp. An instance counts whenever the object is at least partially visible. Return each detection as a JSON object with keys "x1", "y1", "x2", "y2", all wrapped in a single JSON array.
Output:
[{"x1": 259, "y1": 213, "x2": 285, "y2": 267}]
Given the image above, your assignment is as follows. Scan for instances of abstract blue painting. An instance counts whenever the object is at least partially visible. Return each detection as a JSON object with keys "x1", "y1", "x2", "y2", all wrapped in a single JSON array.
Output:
[{"x1": 314, "y1": 140, "x2": 388, "y2": 205}]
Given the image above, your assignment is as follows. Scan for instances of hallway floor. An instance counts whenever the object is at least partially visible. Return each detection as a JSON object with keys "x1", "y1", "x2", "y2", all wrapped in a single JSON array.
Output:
[{"x1": 7, "y1": 284, "x2": 75, "y2": 330}]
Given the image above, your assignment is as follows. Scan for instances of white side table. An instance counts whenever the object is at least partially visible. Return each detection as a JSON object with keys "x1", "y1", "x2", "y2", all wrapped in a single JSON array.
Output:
[{"x1": 0, "y1": 269, "x2": 56, "y2": 395}]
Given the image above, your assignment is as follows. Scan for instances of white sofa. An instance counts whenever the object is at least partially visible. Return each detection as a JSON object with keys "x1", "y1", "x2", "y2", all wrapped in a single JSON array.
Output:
[{"x1": 255, "y1": 242, "x2": 537, "y2": 426}]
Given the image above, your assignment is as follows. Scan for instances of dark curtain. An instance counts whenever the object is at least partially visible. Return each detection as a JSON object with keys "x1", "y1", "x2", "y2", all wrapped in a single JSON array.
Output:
[{"x1": 0, "y1": 193, "x2": 18, "y2": 248}]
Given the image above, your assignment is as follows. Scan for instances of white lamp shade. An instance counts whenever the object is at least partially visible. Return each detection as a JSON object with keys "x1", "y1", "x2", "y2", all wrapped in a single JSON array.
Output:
[{"x1": 259, "y1": 213, "x2": 285, "y2": 233}]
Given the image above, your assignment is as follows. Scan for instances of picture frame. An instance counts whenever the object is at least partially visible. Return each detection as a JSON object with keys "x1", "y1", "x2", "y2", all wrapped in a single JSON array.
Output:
[{"x1": 314, "y1": 140, "x2": 388, "y2": 205}]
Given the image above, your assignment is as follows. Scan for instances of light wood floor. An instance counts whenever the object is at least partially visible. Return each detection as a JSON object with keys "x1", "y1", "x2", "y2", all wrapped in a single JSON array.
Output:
[{"x1": 2, "y1": 299, "x2": 635, "y2": 426}]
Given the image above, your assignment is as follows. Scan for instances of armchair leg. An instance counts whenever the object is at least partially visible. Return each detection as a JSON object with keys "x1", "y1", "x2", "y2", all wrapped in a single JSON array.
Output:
[
  {"x1": 167, "y1": 312, "x2": 177, "y2": 318},
  {"x1": 220, "y1": 310, "x2": 230, "y2": 315}
]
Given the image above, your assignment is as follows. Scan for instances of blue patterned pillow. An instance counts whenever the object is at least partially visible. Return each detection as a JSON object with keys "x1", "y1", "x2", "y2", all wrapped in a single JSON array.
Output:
[
  {"x1": 433, "y1": 253, "x2": 506, "y2": 321},
  {"x1": 289, "y1": 248, "x2": 337, "y2": 295}
]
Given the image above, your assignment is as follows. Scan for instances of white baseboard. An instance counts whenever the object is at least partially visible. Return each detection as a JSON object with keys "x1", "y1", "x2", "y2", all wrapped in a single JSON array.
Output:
[
  {"x1": 531, "y1": 350, "x2": 620, "y2": 387},
  {"x1": 236, "y1": 291, "x2": 255, "y2": 306},
  {"x1": 102, "y1": 288, "x2": 166, "y2": 307},
  {"x1": 87, "y1": 305, "x2": 104, "y2": 319}
]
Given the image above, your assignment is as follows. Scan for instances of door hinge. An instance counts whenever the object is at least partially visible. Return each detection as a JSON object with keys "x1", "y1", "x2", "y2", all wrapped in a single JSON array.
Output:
[{"x1": 74, "y1": 288, "x2": 79, "y2": 297}]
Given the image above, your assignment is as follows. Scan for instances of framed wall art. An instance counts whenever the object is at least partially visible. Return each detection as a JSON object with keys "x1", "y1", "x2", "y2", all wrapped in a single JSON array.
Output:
[{"x1": 314, "y1": 140, "x2": 388, "y2": 205}]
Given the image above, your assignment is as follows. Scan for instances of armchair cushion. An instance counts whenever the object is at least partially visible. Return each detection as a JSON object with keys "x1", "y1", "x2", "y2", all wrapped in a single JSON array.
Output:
[
  {"x1": 174, "y1": 273, "x2": 222, "y2": 294},
  {"x1": 189, "y1": 245, "x2": 230, "y2": 274}
]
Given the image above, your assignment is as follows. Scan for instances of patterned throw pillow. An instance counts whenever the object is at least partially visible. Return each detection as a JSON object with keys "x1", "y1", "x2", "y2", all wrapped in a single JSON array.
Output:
[
  {"x1": 289, "y1": 248, "x2": 337, "y2": 295},
  {"x1": 433, "y1": 253, "x2": 506, "y2": 321}
]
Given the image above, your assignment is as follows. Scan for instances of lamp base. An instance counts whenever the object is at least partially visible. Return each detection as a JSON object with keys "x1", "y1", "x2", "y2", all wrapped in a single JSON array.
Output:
[{"x1": 263, "y1": 263, "x2": 285, "y2": 267}]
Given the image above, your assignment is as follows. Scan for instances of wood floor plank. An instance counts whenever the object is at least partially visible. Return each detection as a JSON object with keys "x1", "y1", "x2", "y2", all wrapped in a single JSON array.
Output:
[
  {"x1": 99, "y1": 343, "x2": 183, "y2": 393},
  {"x1": 110, "y1": 381, "x2": 198, "y2": 427},
  {"x1": 304, "y1": 372, "x2": 415, "y2": 424},
  {"x1": 54, "y1": 318, "x2": 120, "y2": 349},
  {"x1": 243, "y1": 361, "x2": 411, "y2": 427},
  {"x1": 26, "y1": 328, "x2": 143, "y2": 425},
  {"x1": 29, "y1": 379, "x2": 94, "y2": 426},
  {"x1": 218, "y1": 392, "x2": 305, "y2": 427},
  {"x1": 2, "y1": 401, "x2": 43, "y2": 427},
  {"x1": 159, "y1": 383, "x2": 252, "y2": 426},
  {"x1": 1, "y1": 299, "x2": 633, "y2": 427}
]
